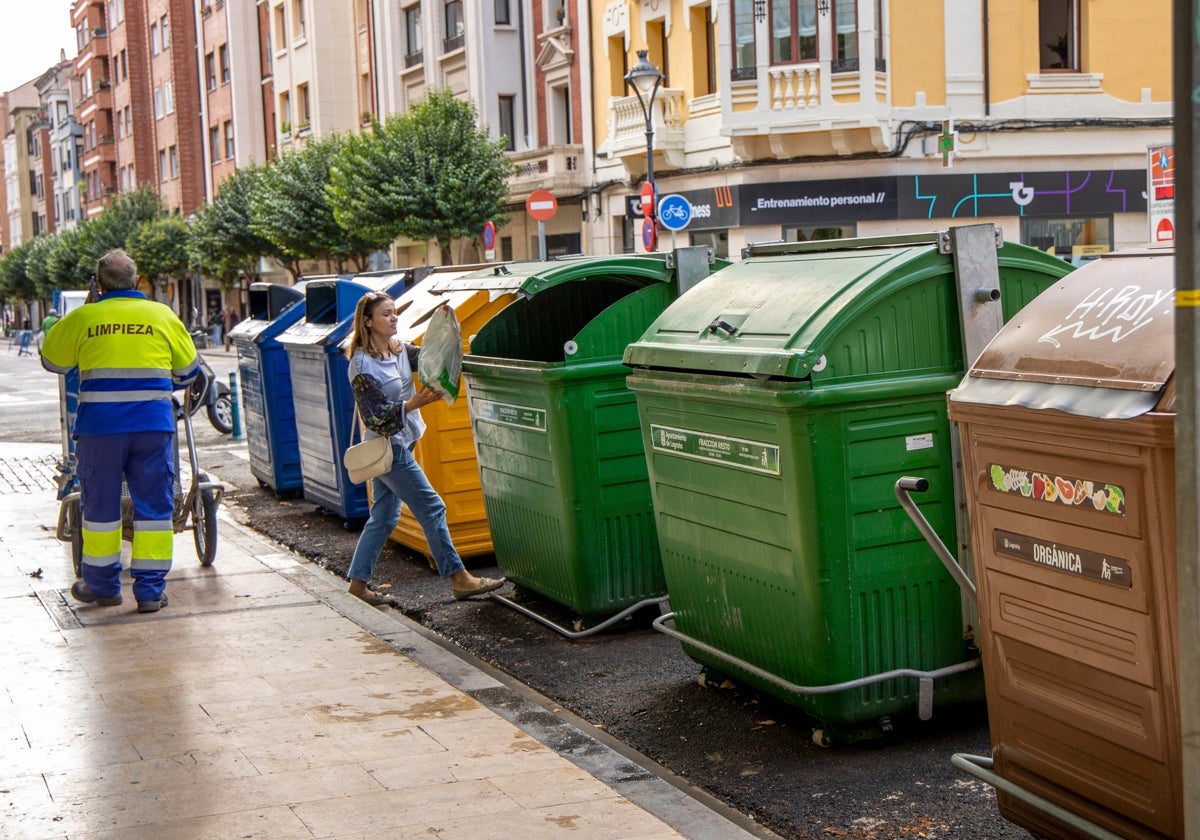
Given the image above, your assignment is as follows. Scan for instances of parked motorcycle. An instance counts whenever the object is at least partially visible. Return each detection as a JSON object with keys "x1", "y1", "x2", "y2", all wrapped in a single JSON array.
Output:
[{"x1": 187, "y1": 355, "x2": 234, "y2": 434}]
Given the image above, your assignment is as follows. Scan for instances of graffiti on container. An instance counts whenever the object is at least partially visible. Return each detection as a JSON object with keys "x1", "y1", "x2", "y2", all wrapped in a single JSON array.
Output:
[
  {"x1": 993, "y1": 529, "x2": 1132, "y2": 588},
  {"x1": 988, "y1": 462, "x2": 1125, "y2": 515},
  {"x1": 1037, "y1": 285, "x2": 1172, "y2": 349}
]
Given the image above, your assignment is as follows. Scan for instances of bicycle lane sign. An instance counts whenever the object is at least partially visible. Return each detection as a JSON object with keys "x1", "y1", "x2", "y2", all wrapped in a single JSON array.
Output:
[{"x1": 657, "y1": 194, "x2": 693, "y2": 232}]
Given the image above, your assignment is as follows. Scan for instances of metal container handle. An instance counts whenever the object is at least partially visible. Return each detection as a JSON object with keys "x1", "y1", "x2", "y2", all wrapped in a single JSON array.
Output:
[{"x1": 895, "y1": 476, "x2": 977, "y2": 603}]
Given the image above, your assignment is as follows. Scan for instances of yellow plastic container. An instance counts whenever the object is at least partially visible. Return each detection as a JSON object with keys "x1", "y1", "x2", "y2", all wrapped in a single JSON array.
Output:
[{"x1": 370, "y1": 281, "x2": 515, "y2": 559}]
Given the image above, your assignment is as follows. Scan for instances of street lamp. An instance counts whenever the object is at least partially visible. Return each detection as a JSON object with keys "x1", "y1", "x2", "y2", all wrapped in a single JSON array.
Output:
[{"x1": 624, "y1": 49, "x2": 664, "y2": 249}]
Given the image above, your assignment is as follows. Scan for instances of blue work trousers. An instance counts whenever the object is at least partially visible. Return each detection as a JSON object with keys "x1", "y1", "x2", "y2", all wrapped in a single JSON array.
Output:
[
  {"x1": 76, "y1": 432, "x2": 175, "y2": 603},
  {"x1": 348, "y1": 443, "x2": 465, "y2": 582}
]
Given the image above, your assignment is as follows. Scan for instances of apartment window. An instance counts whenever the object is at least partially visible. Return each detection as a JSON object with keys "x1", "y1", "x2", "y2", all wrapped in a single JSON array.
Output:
[
  {"x1": 120, "y1": 50, "x2": 128, "y2": 83},
  {"x1": 444, "y1": 0, "x2": 464, "y2": 50},
  {"x1": 548, "y1": 85, "x2": 570, "y2": 144},
  {"x1": 731, "y1": 0, "x2": 756, "y2": 80},
  {"x1": 109, "y1": 0, "x2": 124, "y2": 23},
  {"x1": 158, "y1": 149, "x2": 168, "y2": 181},
  {"x1": 164, "y1": 81, "x2": 175, "y2": 114},
  {"x1": 292, "y1": 0, "x2": 306, "y2": 41},
  {"x1": 831, "y1": 0, "x2": 857, "y2": 69},
  {"x1": 1039, "y1": 0, "x2": 1078, "y2": 71},
  {"x1": 770, "y1": 0, "x2": 817, "y2": 64},
  {"x1": 151, "y1": 23, "x2": 160, "y2": 55},
  {"x1": 691, "y1": 6, "x2": 716, "y2": 95},
  {"x1": 220, "y1": 45, "x2": 231, "y2": 82},
  {"x1": 210, "y1": 125, "x2": 220, "y2": 162},
  {"x1": 206, "y1": 52, "x2": 216, "y2": 90},
  {"x1": 404, "y1": 4, "x2": 422, "y2": 64},
  {"x1": 279, "y1": 91, "x2": 292, "y2": 129},
  {"x1": 498, "y1": 95, "x2": 515, "y2": 151},
  {"x1": 274, "y1": 4, "x2": 286, "y2": 50},
  {"x1": 224, "y1": 120, "x2": 235, "y2": 158},
  {"x1": 297, "y1": 83, "x2": 310, "y2": 128},
  {"x1": 161, "y1": 14, "x2": 170, "y2": 49},
  {"x1": 169, "y1": 144, "x2": 179, "y2": 178},
  {"x1": 495, "y1": 0, "x2": 510, "y2": 25},
  {"x1": 123, "y1": 106, "x2": 132, "y2": 135},
  {"x1": 875, "y1": 0, "x2": 885, "y2": 69},
  {"x1": 153, "y1": 86, "x2": 164, "y2": 118}
]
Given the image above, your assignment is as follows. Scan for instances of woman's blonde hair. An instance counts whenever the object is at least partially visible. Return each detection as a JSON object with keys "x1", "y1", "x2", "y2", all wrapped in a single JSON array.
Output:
[{"x1": 343, "y1": 292, "x2": 400, "y2": 359}]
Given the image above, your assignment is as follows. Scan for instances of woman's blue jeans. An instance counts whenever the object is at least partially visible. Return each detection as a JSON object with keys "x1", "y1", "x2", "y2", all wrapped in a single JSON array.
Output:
[{"x1": 347, "y1": 442, "x2": 465, "y2": 582}]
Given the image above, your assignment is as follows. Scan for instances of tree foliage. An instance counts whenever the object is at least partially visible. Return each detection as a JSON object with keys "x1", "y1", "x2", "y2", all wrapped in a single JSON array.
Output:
[
  {"x1": 45, "y1": 226, "x2": 91, "y2": 292},
  {"x1": 250, "y1": 135, "x2": 389, "y2": 276},
  {"x1": 0, "y1": 238, "x2": 36, "y2": 304},
  {"x1": 329, "y1": 89, "x2": 515, "y2": 263},
  {"x1": 189, "y1": 165, "x2": 285, "y2": 284},
  {"x1": 128, "y1": 215, "x2": 191, "y2": 297}
]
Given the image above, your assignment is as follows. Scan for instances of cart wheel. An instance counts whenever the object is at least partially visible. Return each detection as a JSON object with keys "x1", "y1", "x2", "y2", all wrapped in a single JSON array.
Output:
[
  {"x1": 67, "y1": 497, "x2": 83, "y2": 578},
  {"x1": 192, "y1": 472, "x2": 219, "y2": 566}
]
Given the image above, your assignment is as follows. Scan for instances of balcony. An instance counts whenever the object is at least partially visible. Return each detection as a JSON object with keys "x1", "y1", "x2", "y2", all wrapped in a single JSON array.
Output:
[
  {"x1": 724, "y1": 59, "x2": 893, "y2": 160},
  {"x1": 508, "y1": 144, "x2": 589, "y2": 194},
  {"x1": 605, "y1": 89, "x2": 686, "y2": 176}
]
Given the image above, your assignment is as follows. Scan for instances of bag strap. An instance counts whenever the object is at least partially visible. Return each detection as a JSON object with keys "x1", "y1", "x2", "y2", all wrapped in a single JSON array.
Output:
[{"x1": 351, "y1": 404, "x2": 364, "y2": 445}]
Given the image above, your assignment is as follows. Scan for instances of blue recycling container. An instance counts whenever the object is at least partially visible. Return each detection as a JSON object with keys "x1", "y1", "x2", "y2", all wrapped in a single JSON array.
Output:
[
  {"x1": 277, "y1": 270, "x2": 421, "y2": 522},
  {"x1": 228, "y1": 281, "x2": 309, "y2": 497}
]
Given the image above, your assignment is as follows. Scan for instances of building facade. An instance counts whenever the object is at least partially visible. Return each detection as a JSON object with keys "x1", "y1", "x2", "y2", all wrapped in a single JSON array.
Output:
[{"x1": 589, "y1": 0, "x2": 1172, "y2": 260}]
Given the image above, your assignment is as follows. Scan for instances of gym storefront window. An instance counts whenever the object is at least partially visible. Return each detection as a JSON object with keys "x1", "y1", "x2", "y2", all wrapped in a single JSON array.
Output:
[{"x1": 1021, "y1": 216, "x2": 1111, "y2": 265}]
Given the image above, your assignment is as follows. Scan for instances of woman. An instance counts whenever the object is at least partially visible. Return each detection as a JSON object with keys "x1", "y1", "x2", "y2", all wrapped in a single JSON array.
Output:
[{"x1": 342, "y1": 291, "x2": 504, "y2": 606}]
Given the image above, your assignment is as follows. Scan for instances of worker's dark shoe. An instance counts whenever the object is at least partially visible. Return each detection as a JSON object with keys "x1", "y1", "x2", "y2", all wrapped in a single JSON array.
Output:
[
  {"x1": 70, "y1": 581, "x2": 123, "y2": 607},
  {"x1": 137, "y1": 594, "x2": 169, "y2": 614}
]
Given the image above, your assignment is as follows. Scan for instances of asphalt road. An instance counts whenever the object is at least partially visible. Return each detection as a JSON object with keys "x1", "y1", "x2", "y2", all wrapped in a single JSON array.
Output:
[{"x1": 2, "y1": 346, "x2": 1030, "y2": 840}]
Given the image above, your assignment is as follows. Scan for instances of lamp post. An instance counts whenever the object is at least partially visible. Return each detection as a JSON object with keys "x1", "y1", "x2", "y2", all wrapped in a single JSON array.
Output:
[{"x1": 624, "y1": 49, "x2": 664, "y2": 251}]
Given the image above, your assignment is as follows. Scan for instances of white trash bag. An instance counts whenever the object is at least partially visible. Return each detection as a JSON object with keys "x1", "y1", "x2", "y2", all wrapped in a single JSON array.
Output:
[{"x1": 417, "y1": 303, "x2": 464, "y2": 404}]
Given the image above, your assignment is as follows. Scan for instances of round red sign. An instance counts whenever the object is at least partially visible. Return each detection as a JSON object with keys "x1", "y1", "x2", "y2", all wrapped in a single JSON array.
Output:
[
  {"x1": 526, "y1": 189, "x2": 558, "y2": 222},
  {"x1": 640, "y1": 181, "x2": 656, "y2": 216},
  {"x1": 482, "y1": 220, "x2": 495, "y2": 249}
]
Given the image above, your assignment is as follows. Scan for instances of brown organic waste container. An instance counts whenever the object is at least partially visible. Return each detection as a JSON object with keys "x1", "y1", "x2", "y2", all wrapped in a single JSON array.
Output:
[{"x1": 948, "y1": 246, "x2": 1179, "y2": 839}]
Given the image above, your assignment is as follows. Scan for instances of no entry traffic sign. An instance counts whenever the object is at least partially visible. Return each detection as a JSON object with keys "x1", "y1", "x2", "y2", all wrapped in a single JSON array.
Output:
[
  {"x1": 640, "y1": 181, "x2": 656, "y2": 217},
  {"x1": 526, "y1": 189, "x2": 558, "y2": 222}
]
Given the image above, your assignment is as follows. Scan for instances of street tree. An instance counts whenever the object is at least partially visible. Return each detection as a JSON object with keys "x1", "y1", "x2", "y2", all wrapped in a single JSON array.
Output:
[
  {"x1": 45, "y1": 226, "x2": 91, "y2": 292},
  {"x1": 250, "y1": 135, "x2": 388, "y2": 276},
  {"x1": 0, "y1": 239, "x2": 37, "y2": 321},
  {"x1": 328, "y1": 88, "x2": 515, "y2": 264},
  {"x1": 77, "y1": 187, "x2": 165, "y2": 272},
  {"x1": 189, "y1": 164, "x2": 288, "y2": 285},
  {"x1": 24, "y1": 234, "x2": 60, "y2": 301},
  {"x1": 128, "y1": 215, "x2": 190, "y2": 300}
]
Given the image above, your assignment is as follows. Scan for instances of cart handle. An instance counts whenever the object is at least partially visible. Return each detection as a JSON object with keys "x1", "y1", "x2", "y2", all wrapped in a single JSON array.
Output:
[{"x1": 895, "y1": 476, "x2": 976, "y2": 603}]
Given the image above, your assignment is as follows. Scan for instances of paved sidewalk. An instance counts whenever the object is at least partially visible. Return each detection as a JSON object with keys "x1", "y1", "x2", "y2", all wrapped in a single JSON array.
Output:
[{"x1": 0, "y1": 441, "x2": 767, "y2": 840}]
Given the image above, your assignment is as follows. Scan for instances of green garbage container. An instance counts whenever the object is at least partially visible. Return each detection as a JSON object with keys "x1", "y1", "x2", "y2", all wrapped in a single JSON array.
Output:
[
  {"x1": 439, "y1": 248, "x2": 728, "y2": 631},
  {"x1": 624, "y1": 228, "x2": 1072, "y2": 741}
]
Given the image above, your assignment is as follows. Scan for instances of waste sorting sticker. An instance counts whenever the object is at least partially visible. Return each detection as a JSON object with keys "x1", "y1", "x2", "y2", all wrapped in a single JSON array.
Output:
[
  {"x1": 987, "y1": 462, "x2": 1125, "y2": 515},
  {"x1": 993, "y1": 529, "x2": 1132, "y2": 588},
  {"x1": 649, "y1": 424, "x2": 780, "y2": 475},
  {"x1": 472, "y1": 399, "x2": 547, "y2": 432}
]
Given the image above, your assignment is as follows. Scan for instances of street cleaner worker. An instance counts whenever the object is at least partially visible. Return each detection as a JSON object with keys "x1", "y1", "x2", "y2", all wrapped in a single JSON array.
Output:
[{"x1": 41, "y1": 248, "x2": 198, "y2": 613}]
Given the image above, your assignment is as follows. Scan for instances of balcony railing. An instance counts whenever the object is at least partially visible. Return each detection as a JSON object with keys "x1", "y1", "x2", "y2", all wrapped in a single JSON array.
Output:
[
  {"x1": 405, "y1": 50, "x2": 422, "y2": 68},
  {"x1": 443, "y1": 33, "x2": 464, "y2": 52},
  {"x1": 606, "y1": 89, "x2": 686, "y2": 173},
  {"x1": 508, "y1": 144, "x2": 589, "y2": 191}
]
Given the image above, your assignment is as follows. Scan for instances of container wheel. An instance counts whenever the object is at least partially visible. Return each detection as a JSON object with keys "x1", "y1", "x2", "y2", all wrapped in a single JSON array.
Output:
[
  {"x1": 192, "y1": 472, "x2": 218, "y2": 566},
  {"x1": 812, "y1": 729, "x2": 833, "y2": 748},
  {"x1": 67, "y1": 497, "x2": 83, "y2": 578}
]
